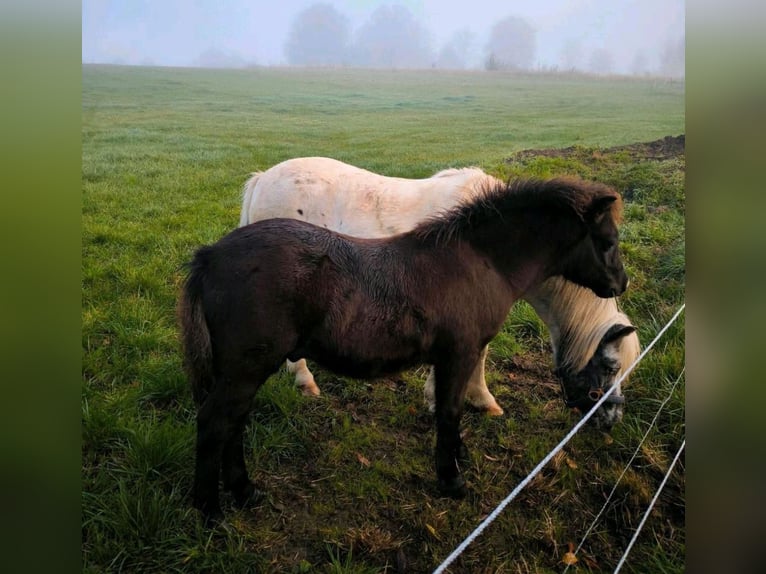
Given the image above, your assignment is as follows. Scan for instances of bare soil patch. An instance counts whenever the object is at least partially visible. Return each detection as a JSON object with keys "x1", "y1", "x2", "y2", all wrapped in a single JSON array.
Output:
[{"x1": 507, "y1": 134, "x2": 685, "y2": 163}]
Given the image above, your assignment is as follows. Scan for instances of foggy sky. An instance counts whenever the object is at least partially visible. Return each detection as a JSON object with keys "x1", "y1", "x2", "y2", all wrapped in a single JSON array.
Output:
[{"x1": 82, "y1": 0, "x2": 685, "y2": 75}]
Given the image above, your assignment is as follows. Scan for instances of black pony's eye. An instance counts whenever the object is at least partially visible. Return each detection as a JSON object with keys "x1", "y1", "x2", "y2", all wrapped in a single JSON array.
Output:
[{"x1": 597, "y1": 237, "x2": 615, "y2": 251}]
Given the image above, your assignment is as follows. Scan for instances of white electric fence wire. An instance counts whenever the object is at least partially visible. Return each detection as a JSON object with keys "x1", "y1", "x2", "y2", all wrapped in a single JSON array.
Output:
[
  {"x1": 432, "y1": 304, "x2": 685, "y2": 574},
  {"x1": 563, "y1": 366, "x2": 685, "y2": 573},
  {"x1": 613, "y1": 439, "x2": 686, "y2": 574}
]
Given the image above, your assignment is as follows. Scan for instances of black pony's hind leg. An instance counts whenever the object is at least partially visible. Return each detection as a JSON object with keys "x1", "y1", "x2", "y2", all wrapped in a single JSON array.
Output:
[
  {"x1": 193, "y1": 387, "x2": 230, "y2": 524},
  {"x1": 222, "y1": 414, "x2": 265, "y2": 508},
  {"x1": 194, "y1": 369, "x2": 269, "y2": 524},
  {"x1": 220, "y1": 363, "x2": 280, "y2": 509}
]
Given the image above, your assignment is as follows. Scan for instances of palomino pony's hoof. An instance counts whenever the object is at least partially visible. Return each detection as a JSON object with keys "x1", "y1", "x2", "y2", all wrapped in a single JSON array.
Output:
[
  {"x1": 299, "y1": 383, "x2": 320, "y2": 397},
  {"x1": 426, "y1": 401, "x2": 504, "y2": 416},
  {"x1": 438, "y1": 476, "x2": 468, "y2": 499},
  {"x1": 483, "y1": 402, "x2": 504, "y2": 416},
  {"x1": 465, "y1": 395, "x2": 504, "y2": 416},
  {"x1": 232, "y1": 483, "x2": 266, "y2": 508},
  {"x1": 298, "y1": 380, "x2": 321, "y2": 396}
]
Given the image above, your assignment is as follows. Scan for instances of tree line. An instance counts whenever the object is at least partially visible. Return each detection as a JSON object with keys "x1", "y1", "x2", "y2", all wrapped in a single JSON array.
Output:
[
  {"x1": 284, "y1": 3, "x2": 684, "y2": 76},
  {"x1": 285, "y1": 3, "x2": 535, "y2": 71}
]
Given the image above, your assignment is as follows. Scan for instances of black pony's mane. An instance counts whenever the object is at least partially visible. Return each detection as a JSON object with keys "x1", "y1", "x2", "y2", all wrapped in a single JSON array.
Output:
[{"x1": 412, "y1": 176, "x2": 622, "y2": 245}]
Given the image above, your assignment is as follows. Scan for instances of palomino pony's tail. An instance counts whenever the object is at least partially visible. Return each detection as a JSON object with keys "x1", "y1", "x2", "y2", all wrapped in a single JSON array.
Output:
[
  {"x1": 239, "y1": 172, "x2": 262, "y2": 227},
  {"x1": 178, "y1": 249, "x2": 214, "y2": 406}
]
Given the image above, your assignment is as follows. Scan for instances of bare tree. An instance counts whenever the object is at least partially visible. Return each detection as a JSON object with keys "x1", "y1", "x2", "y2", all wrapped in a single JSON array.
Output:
[
  {"x1": 352, "y1": 4, "x2": 433, "y2": 68},
  {"x1": 484, "y1": 16, "x2": 535, "y2": 71},
  {"x1": 285, "y1": 3, "x2": 350, "y2": 66}
]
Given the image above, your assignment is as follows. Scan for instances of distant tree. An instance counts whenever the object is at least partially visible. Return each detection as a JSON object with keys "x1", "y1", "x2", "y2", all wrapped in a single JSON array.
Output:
[
  {"x1": 285, "y1": 3, "x2": 350, "y2": 66},
  {"x1": 660, "y1": 34, "x2": 685, "y2": 77},
  {"x1": 484, "y1": 16, "x2": 535, "y2": 71},
  {"x1": 588, "y1": 48, "x2": 614, "y2": 75},
  {"x1": 352, "y1": 4, "x2": 432, "y2": 68},
  {"x1": 435, "y1": 28, "x2": 475, "y2": 69},
  {"x1": 194, "y1": 47, "x2": 246, "y2": 69},
  {"x1": 560, "y1": 38, "x2": 584, "y2": 71},
  {"x1": 630, "y1": 50, "x2": 650, "y2": 76}
]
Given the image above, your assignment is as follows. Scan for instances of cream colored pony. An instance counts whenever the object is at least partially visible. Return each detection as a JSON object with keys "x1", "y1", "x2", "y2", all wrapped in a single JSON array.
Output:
[{"x1": 240, "y1": 157, "x2": 639, "y2": 426}]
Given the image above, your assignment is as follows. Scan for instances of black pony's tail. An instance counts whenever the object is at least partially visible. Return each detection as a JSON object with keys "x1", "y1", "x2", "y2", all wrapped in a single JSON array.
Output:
[{"x1": 178, "y1": 247, "x2": 215, "y2": 407}]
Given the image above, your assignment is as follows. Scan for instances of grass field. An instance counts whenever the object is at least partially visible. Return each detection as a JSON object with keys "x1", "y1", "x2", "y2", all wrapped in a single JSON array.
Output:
[{"x1": 82, "y1": 65, "x2": 685, "y2": 573}]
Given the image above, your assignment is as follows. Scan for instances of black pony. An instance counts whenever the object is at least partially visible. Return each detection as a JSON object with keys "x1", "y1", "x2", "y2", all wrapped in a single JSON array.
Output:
[{"x1": 179, "y1": 177, "x2": 628, "y2": 522}]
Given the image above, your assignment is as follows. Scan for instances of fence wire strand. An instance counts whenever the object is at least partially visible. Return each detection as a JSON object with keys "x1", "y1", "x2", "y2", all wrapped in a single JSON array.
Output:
[
  {"x1": 432, "y1": 304, "x2": 685, "y2": 574},
  {"x1": 613, "y1": 439, "x2": 686, "y2": 573},
  {"x1": 564, "y1": 367, "x2": 685, "y2": 572}
]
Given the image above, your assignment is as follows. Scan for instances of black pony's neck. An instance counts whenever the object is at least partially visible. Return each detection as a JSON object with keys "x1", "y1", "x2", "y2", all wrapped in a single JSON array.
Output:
[
  {"x1": 473, "y1": 209, "x2": 583, "y2": 294},
  {"x1": 414, "y1": 191, "x2": 582, "y2": 291},
  {"x1": 407, "y1": 177, "x2": 621, "y2": 296}
]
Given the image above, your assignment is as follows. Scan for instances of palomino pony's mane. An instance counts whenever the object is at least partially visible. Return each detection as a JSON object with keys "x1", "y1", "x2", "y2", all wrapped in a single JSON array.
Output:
[
  {"x1": 412, "y1": 176, "x2": 622, "y2": 245},
  {"x1": 431, "y1": 166, "x2": 485, "y2": 178},
  {"x1": 539, "y1": 276, "x2": 640, "y2": 376}
]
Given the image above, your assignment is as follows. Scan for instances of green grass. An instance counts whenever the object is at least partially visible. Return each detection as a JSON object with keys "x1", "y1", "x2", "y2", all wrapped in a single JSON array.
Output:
[{"x1": 82, "y1": 65, "x2": 684, "y2": 573}]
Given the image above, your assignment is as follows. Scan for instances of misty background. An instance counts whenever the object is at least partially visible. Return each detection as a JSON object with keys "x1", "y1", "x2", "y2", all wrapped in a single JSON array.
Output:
[{"x1": 82, "y1": 0, "x2": 685, "y2": 77}]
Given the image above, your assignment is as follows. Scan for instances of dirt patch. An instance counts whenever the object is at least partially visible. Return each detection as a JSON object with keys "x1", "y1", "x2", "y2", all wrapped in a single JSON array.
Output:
[{"x1": 507, "y1": 134, "x2": 685, "y2": 163}]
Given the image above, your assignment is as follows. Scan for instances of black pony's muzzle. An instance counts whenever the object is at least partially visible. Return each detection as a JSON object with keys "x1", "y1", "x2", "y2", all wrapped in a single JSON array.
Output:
[
  {"x1": 593, "y1": 272, "x2": 628, "y2": 298},
  {"x1": 618, "y1": 269, "x2": 630, "y2": 295}
]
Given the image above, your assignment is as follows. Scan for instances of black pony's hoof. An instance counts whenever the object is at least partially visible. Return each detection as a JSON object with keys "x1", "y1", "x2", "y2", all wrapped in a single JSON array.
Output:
[
  {"x1": 438, "y1": 476, "x2": 468, "y2": 499},
  {"x1": 232, "y1": 482, "x2": 266, "y2": 508},
  {"x1": 456, "y1": 443, "x2": 470, "y2": 465},
  {"x1": 194, "y1": 494, "x2": 225, "y2": 528},
  {"x1": 200, "y1": 508, "x2": 225, "y2": 529}
]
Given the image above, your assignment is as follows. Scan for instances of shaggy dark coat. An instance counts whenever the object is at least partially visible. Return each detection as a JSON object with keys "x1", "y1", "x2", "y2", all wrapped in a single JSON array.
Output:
[{"x1": 179, "y1": 177, "x2": 627, "y2": 522}]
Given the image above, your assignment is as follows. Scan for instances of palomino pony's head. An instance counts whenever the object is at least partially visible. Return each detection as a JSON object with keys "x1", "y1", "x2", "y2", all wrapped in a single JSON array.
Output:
[
  {"x1": 525, "y1": 276, "x2": 641, "y2": 430},
  {"x1": 559, "y1": 323, "x2": 637, "y2": 429}
]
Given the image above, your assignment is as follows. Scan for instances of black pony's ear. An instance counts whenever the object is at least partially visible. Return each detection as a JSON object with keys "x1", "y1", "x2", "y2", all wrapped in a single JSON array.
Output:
[
  {"x1": 586, "y1": 195, "x2": 617, "y2": 222},
  {"x1": 601, "y1": 324, "x2": 637, "y2": 346}
]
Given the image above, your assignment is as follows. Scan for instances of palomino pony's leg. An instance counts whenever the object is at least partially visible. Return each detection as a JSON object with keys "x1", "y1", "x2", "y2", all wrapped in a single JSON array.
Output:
[
  {"x1": 424, "y1": 345, "x2": 502, "y2": 415},
  {"x1": 286, "y1": 358, "x2": 320, "y2": 396},
  {"x1": 462, "y1": 345, "x2": 503, "y2": 415}
]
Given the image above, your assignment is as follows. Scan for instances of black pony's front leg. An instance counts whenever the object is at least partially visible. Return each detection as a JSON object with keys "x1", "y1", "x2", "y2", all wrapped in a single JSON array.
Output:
[{"x1": 433, "y1": 355, "x2": 478, "y2": 498}]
